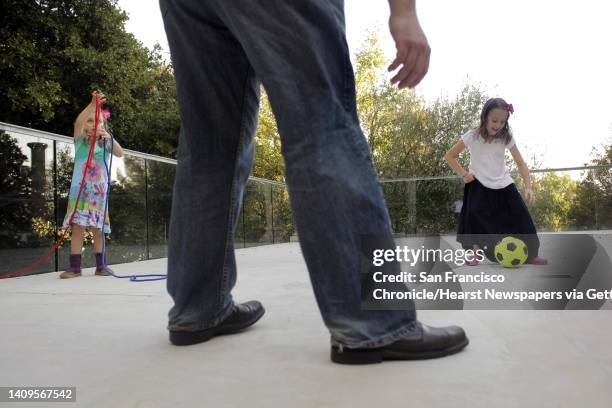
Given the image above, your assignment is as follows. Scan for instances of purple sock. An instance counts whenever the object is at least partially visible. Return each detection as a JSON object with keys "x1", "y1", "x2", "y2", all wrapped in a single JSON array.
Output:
[
  {"x1": 95, "y1": 253, "x2": 105, "y2": 270},
  {"x1": 68, "y1": 254, "x2": 81, "y2": 272}
]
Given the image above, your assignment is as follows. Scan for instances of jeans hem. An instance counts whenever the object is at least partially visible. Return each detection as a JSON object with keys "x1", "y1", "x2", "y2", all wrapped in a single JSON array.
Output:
[
  {"x1": 167, "y1": 301, "x2": 234, "y2": 332},
  {"x1": 331, "y1": 320, "x2": 420, "y2": 349}
]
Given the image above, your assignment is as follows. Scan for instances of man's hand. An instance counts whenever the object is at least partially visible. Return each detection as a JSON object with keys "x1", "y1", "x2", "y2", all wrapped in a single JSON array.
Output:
[{"x1": 388, "y1": 1, "x2": 430, "y2": 89}]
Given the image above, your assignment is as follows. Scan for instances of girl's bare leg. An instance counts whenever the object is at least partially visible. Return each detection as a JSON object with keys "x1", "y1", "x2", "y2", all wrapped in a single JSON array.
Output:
[
  {"x1": 92, "y1": 228, "x2": 103, "y2": 253},
  {"x1": 70, "y1": 224, "x2": 84, "y2": 255}
]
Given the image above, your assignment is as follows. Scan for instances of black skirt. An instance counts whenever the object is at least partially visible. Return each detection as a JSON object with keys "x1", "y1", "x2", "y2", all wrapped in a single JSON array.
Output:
[{"x1": 457, "y1": 178, "x2": 539, "y2": 260}]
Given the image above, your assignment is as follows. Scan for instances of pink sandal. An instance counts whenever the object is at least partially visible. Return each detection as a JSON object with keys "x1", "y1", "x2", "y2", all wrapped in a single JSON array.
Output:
[
  {"x1": 526, "y1": 256, "x2": 548, "y2": 265},
  {"x1": 465, "y1": 254, "x2": 479, "y2": 266}
]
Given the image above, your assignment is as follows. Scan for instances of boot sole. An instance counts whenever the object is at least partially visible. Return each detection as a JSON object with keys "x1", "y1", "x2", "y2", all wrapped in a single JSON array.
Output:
[
  {"x1": 169, "y1": 307, "x2": 265, "y2": 346},
  {"x1": 331, "y1": 337, "x2": 469, "y2": 365}
]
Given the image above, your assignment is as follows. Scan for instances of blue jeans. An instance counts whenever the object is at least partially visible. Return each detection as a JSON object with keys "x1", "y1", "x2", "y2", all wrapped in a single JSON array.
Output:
[{"x1": 161, "y1": 0, "x2": 417, "y2": 348}]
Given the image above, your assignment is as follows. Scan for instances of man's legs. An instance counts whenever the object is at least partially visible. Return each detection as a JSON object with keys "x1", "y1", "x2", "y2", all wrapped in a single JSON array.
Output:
[
  {"x1": 161, "y1": 0, "x2": 261, "y2": 331},
  {"x1": 211, "y1": 0, "x2": 418, "y2": 348},
  {"x1": 161, "y1": 0, "x2": 467, "y2": 360}
]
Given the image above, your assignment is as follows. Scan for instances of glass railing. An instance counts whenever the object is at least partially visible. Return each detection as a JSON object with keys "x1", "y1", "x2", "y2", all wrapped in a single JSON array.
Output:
[
  {"x1": 0, "y1": 122, "x2": 293, "y2": 276},
  {"x1": 380, "y1": 165, "x2": 612, "y2": 236},
  {"x1": 1, "y1": 121, "x2": 610, "y2": 276}
]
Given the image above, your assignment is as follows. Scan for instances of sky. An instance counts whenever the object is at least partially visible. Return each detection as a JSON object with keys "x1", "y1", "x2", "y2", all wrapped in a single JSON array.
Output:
[{"x1": 117, "y1": 0, "x2": 612, "y2": 170}]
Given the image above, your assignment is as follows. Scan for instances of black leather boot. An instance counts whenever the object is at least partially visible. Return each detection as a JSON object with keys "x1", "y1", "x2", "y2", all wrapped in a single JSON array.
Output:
[
  {"x1": 331, "y1": 322, "x2": 468, "y2": 364},
  {"x1": 169, "y1": 301, "x2": 265, "y2": 346}
]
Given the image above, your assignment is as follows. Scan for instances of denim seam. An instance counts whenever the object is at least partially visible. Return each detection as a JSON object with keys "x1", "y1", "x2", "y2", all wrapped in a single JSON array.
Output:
[
  {"x1": 333, "y1": 321, "x2": 419, "y2": 349},
  {"x1": 216, "y1": 65, "x2": 255, "y2": 322},
  {"x1": 321, "y1": 0, "x2": 351, "y2": 116}
]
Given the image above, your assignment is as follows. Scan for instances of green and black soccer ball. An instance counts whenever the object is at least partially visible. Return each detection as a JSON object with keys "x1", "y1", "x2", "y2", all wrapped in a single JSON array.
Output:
[{"x1": 494, "y1": 236, "x2": 528, "y2": 268}]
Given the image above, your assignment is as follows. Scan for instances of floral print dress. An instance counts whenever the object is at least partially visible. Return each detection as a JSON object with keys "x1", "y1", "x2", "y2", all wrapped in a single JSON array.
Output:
[{"x1": 62, "y1": 136, "x2": 112, "y2": 232}]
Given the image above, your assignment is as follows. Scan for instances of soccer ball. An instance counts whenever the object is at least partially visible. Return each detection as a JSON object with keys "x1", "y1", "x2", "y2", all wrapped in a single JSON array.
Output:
[{"x1": 494, "y1": 236, "x2": 528, "y2": 268}]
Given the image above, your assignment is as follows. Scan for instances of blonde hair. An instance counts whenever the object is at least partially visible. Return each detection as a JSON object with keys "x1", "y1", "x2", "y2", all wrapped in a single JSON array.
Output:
[{"x1": 73, "y1": 103, "x2": 106, "y2": 143}]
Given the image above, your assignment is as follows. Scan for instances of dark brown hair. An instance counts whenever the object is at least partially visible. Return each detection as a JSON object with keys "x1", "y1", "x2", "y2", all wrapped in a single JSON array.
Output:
[{"x1": 475, "y1": 97, "x2": 513, "y2": 144}]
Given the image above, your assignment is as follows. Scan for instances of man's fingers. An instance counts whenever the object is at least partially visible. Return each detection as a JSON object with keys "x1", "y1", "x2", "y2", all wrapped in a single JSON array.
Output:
[
  {"x1": 391, "y1": 65, "x2": 410, "y2": 85},
  {"x1": 412, "y1": 47, "x2": 431, "y2": 85},
  {"x1": 388, "y1": 47, "x2": 407, "y2": 72},
  {"x1": 388, "y1": 57, "x2": 401, "y2": 72},
  {"x1": 399, "y1": 51, "x2": 430, "y2": 88},
  {"x1": 391, "y1": 46, "x2": 418, "y2": 85},
  {"x1": 396, "y1": 54, "x2": 419, "y2": 87},
  {"x1": 389, "y1": 41, "x2": 430, "y2": 88}
]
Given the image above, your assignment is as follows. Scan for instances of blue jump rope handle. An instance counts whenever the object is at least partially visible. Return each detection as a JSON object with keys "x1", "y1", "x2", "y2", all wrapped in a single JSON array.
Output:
[{"x1": 101, "y1": 132, "x2": 167, "y2": 282}]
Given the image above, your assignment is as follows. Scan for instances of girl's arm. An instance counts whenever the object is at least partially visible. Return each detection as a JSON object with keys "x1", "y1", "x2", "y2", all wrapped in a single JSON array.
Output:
[
  {"x1": 111, "y1": 137, "x2": 124, "y2": 158},
  {"x1": 445, "y1": 141, "x2": 474, "y2": 183},
  {"x1": 73, "y1": 102, "x2": 95, "y2": 138},
  {"x1": 509, "y1": 145, "x2": 535, "y2": 205},
  {"x1": 73, "y1": 91, "x2": 105, "y2": 137}
]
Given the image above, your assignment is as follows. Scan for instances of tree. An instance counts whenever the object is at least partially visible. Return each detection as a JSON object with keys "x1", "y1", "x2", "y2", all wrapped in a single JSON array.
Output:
[
  {"x1": 516, "y1": 173, "x2": 578, "y2": 232},
  {"x1": 0, "y1": 0, "x2": 180, "y2": 157},
  {"x1": 250, "y1": 89, "x2": 294, "y2": 241},
  {"x1": 351, "y1": 32, "x2": 488, "y2": 234},
  {"x1": 0, "y1": 131, "x2": 32, "y2": 247},
  {"x1": 570, "y1": 137, "x2": 612, "y2": 230},
  {"x1": 109, "y1": 156, "x2": 147, "y2": 248},
  {"x1": 252, "y1": 91, "x2": 285, "y2": 182}
]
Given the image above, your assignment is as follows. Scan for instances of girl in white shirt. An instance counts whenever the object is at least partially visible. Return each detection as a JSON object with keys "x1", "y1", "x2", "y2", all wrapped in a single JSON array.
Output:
[{"x1": 445, "y1": 98, "x2": 547, "y2": 266}]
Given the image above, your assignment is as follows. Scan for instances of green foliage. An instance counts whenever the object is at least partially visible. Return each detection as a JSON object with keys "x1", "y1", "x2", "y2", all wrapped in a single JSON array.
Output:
[
  {"x1": 109, "y1": 156, "x2": 147, "y2": 245},
  {"x1": 352, "y1": 32, "x2": 487, "y2": 233},
  {"x1": 238, "y1": 184, "x2": 268, "y2": 245},
  {"x1": 0, "y1": 131, "x2": 29, "y2": 197},
  {"x1": 570, "y1": 139, "x2": 612, "y2": 230},
  {"x1": 253, "y1": 92, "x2": 285, "y2": 182},
  {"x1": 0, "y1": 0, "x2": 180, "y2": 157},
  {"x1": 0, "y1": 131, "x2": 32, "y2": 247},
  {"x1": 250, "y1": 91, "x2": 294, "y2": 241},
  {"x1": 516, "y1": 173, "x2": 578, "y2": 232},
  {"x1": 54, "y1": 146, "x2": 74, "y2": 200},
  {"x1": 271, "y1": 187, "x2": 295, "y2": 241},
  {"x1": 4, "y1": 3, "x2": 609, "y2": 247},
  {"x1": 31, "y1": 216, "x2": 96, "y2": 247}
]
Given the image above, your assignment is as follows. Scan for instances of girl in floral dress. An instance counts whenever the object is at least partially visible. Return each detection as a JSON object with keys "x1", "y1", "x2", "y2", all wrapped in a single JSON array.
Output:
[{"x1": 60, "y1": 91, "x2": 124, "y2": 279}]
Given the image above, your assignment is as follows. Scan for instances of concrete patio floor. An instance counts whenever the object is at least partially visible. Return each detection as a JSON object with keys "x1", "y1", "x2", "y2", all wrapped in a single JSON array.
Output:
[{"x1": 1, "y1": 242, "x2": 611, "y2": 408}]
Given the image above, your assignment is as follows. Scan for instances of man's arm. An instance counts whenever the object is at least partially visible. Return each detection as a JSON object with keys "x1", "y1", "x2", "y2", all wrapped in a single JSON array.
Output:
[{"x1": 387, "y1": 0, "x2": 430, "y2": 89}]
